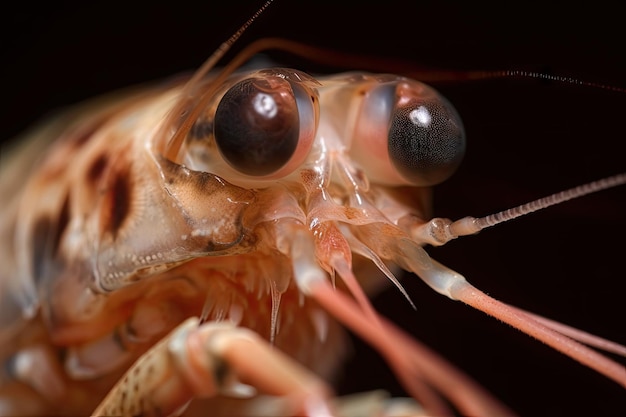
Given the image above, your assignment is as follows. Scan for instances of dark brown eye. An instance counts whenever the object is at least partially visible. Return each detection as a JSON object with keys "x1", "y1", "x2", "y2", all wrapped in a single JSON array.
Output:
[
  {"x1": 350, "y1": 79, "x2": 465, "y2": 186},
  {"x1": 388, "y1": 89, "x2": 465, "y2": 185},
  {"x1": 214, "y1": 77, "x2": 300, "y2": 176}
]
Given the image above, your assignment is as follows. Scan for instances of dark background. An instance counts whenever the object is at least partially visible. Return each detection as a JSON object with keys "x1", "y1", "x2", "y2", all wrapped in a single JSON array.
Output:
[{"x1": 2, "y1": 1, "x2": 625, "y2": 416}]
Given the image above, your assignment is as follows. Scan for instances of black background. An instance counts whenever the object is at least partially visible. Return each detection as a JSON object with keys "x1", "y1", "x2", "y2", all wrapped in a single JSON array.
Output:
[{"x1": 2, "y1": 1, "x2": 625, "y2": 416}]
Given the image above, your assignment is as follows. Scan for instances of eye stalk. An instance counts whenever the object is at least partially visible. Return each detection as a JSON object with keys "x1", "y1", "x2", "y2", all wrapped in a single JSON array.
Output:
[{"x1": 214, "y1": 70, "x2": 318, "y2": 178}]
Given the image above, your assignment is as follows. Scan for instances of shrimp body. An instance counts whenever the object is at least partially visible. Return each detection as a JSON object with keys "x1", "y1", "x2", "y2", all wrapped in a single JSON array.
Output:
[
  {"x1": 0, "y1": 62, "x2": 468, "y2": 415},
  {"x1": 1, "y1": 3, "x2": 625, "y2": 416}
]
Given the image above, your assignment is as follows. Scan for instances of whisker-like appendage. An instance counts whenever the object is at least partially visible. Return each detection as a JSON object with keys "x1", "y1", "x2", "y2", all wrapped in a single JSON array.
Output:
[
  {"x1": 510, "y1": 306, "x2": 626, "y2": 358},
  {"x1": 405, "y1": 173, "x2": 626, "y2": 244},
  {"x1": 394, "y1": 173, "x2": 626, "y2": 388}
]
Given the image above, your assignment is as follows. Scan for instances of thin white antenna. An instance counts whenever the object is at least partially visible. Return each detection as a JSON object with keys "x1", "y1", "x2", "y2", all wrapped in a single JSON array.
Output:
[
  {"x1": 450, "y1": 173, "x2": 626, "y2": 237},
  {"x1": 161, "y1": 0, "x2": 275, "y2": 160},
  {"x1": 180, "y1": 0, "x2": 275, "y2": 99},
  {"x1": 410, "y1": 173, "x2": 626, "y2": 245}
]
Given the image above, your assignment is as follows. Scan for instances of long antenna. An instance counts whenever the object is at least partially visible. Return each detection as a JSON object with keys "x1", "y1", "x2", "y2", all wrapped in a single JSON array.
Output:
[
  {"x1": 410, "y1": 173, "x2": 626, "y2": 245},
  {"x1": 179, "y1": 0, "x2": 275, "y2": 99},
  {"x1": 449, "y1": 173, "x2": 626, "y2": 237},
  {"x1": 473, "y1": 70, "x2": 626, "y2": 94},
  {"x1": 160, "y1": 0, "x2": 275, "y2": 160}
]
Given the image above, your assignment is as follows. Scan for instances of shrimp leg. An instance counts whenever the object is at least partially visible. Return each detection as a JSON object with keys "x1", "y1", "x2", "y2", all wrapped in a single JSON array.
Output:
[{"x1": 93, "y1": 318, "x2": 334, "y2": 417}]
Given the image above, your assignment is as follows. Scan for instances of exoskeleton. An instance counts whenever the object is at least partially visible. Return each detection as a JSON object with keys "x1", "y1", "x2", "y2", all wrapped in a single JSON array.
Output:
[{"x1": 1, "y1": 1, "x2": 625, "y2": 416}]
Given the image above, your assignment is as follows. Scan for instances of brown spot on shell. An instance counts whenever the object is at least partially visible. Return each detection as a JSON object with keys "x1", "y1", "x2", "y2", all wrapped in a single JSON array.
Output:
[
  {"x1": 52, "y1": 193, "x2": 71, "y2": 254},
  {"x1": 98, "y1": 164, "x2": 133, "y2": 240},
  {"x1": 109, "y1": 174, "x2": 131, "y2": 234},
  {"x1": 87, "y1": 154, "x2": 109, "y2": 184}
]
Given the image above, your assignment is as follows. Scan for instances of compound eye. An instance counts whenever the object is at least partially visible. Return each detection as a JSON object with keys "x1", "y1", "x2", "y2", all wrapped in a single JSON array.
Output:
[
  {"x1": 214, "y1": 75, "x2": 316, "y2": 177},
  {"x1": 388, "y1": 83, "x2": 465, "y2": 185}
]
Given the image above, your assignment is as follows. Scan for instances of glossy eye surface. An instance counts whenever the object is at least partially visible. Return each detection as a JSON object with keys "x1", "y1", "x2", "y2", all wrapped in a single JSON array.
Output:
[
  {"x1": 350, "y1": 79, "x2": 465, "y2": 186},
  {"x1": 388, "y1": 83, "x2": 465, "y2": 185},
  {"x1": 214, "y1": 74, "x2": 316, "y2": 177}
]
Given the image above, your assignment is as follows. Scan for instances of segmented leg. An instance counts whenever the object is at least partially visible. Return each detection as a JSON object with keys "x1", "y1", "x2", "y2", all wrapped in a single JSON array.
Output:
[{"x1": 93, "y1": 318, "x2": 335, "y2": 417}]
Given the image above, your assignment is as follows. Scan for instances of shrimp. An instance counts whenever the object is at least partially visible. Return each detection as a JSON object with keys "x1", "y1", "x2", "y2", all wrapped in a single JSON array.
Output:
[{"x1": 1, "y1": 1, "x2": 625, "y2": 416}]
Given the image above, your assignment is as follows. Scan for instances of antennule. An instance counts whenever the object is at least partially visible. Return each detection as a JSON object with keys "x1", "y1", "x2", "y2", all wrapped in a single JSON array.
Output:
[
  {"x1": 473, "y1": 173, "x2": 626, "y2": 230},
  {"x1": 471, "y1": 70, "x2": 626, "y2": 94}
]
